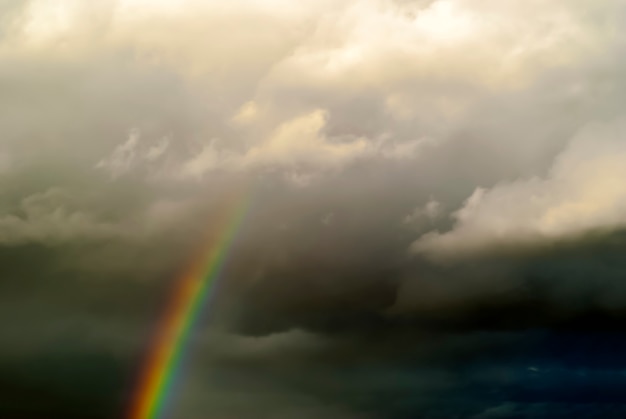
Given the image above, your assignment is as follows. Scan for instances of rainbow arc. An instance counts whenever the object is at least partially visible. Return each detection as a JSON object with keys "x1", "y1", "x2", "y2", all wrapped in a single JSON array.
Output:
[{"x1": 128, "y1": 195, "x2": 249, "y2": 419}]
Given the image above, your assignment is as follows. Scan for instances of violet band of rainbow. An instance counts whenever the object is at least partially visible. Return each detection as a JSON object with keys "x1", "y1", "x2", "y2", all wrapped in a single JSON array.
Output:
[{"x1": 128, "y1": 194, "x2": 250, "y2": 419}]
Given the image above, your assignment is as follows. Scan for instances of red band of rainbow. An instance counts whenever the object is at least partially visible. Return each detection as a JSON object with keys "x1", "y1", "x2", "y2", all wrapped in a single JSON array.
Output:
[{"x1": 128, "y1": 194, "x2": 250, "y2": 419}]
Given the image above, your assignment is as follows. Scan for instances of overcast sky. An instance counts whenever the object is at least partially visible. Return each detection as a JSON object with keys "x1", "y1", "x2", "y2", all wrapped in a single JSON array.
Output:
[{"x1": 2, "y1": 1, "x2": 626, "y2": 418}]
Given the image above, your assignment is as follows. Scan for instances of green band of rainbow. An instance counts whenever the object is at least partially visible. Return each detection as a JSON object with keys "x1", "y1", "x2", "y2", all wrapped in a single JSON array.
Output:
[{"x1": 128, "y1": 195, "x2": 250, "y2": 419}]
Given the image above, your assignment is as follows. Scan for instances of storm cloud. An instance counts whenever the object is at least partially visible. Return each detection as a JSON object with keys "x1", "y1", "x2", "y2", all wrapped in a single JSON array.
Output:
[{"x1": 2, "y1": 0, "x2": 626, "y2": 417}]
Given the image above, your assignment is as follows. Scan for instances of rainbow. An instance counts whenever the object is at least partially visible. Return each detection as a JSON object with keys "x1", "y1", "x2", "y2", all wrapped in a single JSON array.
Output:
[{"x1": 128, "y1": 195, "x2": 250, "y2": 419}]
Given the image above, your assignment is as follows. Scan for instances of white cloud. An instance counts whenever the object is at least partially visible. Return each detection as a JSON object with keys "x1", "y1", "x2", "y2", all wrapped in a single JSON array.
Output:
[
  {"x1": 180, "y1": 109, "x2": 432, "y2": 180},
  {"x1": 246, "y1": 110, "x2": 371, "y2": 170},
  {"x1": 1, "y1": 0, "x2": 626, "y2": 255},
  {"x1": 179, "y1": 138, "x2": 240, "y2": 178},
  {"x1": 96, "y1": 129, "x2": 141, "y2": 178},
  {"x1": 4, "y1": 0, "x2": 619, "y2": 185},
  {"x1": 412, "y1": 120, "x2": 626, "y2": 258},
  {"x1": 404, "y1": 198, "x2": 442, "y2": 227},
  {"x1": 180, "y1": 110, "x2": 374, "y2": 177},
  {"x1": 145, "y1": 136, "x2": 170, "y2": 161},
  {"x1": 231, "y1": 101, "x2": 260, "y2": 125},
  {"x1": 262, "y1": 0, "x2": 596, "y2": 95},
  {"x1": 96, "y1": 130, "x2": 171, "y2": 177}
]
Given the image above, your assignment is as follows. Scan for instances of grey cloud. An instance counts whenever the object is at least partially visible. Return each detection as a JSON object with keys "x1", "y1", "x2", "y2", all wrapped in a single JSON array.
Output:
[
  {"x1": 0, "y1": 188, "x2": 123, "y2": 245},
  {"x1": 0, "y1": 0, "x2": 624, "y2": 336},
  {"x1": 2, "y1": 1, "x2": 626, "y2": 417}
]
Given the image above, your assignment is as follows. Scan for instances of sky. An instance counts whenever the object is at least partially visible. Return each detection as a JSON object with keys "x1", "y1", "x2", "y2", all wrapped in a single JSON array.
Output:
[{"x1": 2, "y1": 0, "x2": 626, "y2": 417}]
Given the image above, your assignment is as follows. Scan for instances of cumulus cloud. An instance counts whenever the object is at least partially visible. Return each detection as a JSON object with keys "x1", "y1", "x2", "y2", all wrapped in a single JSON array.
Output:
[
  {"x1": 0, "y1": 188, "x2": 123, "y2": 245},
  {"x1": 96, "y1": 129, "x2": 171, "y2": 177},
  {"x1": 4, "y1": 0, "x2": 626, "y2": 417},
  {"x1": 404, "y1": 197, "x2": 443, "y2": 229},
  {"x1": 413, "y1": 120, "x2": 626, "y2": 258},
  {"x1": 181, "y1": 109, "x2": 423, "y2": 178},
  {"x1": 96, "y1": 129, "x2": 141, "y2": 177},
  {"x1": 0, "y1": 0, "x2": 625, "y2": 337},
  {"x1": 0, "y1": 0, "x2": 624, "y2": 335}
]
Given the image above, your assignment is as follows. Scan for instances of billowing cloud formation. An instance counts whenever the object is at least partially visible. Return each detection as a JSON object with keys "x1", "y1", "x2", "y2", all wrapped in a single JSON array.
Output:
[
  {"x1": 414, "y1": 120, "x2": 626, "y2": 258},
  {"x1": 0, "y1": 188, "x2": 123, "y2": 244},
  {"x1": 3, "y1": 0, "x2": 626, "y2": 417}
]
